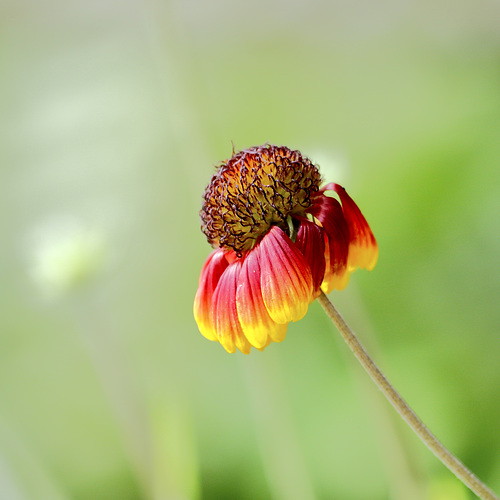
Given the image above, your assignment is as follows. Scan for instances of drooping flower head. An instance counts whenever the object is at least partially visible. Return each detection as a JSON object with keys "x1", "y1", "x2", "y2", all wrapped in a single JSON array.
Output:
[{"x1": 194, "y1": 144, "x2": 378, "y2": 353}]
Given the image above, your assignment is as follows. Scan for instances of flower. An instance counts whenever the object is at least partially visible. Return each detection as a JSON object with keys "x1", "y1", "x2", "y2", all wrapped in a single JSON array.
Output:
[{"x1": 194, "y1": 144, "x2": 378, "y2": 353}]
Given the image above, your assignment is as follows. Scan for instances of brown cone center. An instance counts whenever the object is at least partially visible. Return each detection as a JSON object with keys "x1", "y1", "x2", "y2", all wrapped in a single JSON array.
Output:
[{"x1": 201, "y1": 145, "x2": 322, "y2": 255}]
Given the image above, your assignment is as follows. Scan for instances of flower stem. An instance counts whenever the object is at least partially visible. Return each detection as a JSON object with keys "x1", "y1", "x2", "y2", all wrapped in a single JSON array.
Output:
[{"x1": 317, "y1": 291, "x2": 498, "y2": 500}]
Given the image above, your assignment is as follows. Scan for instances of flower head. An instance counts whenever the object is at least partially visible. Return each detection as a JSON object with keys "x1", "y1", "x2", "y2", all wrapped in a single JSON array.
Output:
[{"x1": 194, "y1": 144, "x2": 378, "y2": 353}]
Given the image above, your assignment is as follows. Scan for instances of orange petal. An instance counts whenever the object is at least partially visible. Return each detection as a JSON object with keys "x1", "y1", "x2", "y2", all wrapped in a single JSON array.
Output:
[
  {"x1": 193, "y1": 249, "x2": 229, "y2": 341},
  {"x1": 294, "y1": 217, "x2": 326, "y2": 293},
  {"x1": 259, "y1": 226, "x2": 313, "y2": 324},
  {"x1": 211, "y1": 259, "x2": 251, "y2": 354},
  {"x1": 236, "y1": 249, "x2": 287, "y2": 348},
  {"x1": 323, "y1": 183, "x2": 378, "y2": 271}
]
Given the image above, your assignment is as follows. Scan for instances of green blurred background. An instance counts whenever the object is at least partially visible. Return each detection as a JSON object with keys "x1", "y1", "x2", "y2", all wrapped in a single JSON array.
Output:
[{"x1": 1, "y1": 0, "x2": 499, "y2": 499}]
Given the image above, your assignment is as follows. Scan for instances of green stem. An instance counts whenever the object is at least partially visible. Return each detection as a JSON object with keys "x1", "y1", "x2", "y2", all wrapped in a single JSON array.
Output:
[{"x1": 317, "y1": 291, "x2": 498, "y2": 500}]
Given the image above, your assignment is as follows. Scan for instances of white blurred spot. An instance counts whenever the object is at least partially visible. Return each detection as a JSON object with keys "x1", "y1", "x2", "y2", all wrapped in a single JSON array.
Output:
[
  {"x1": 308, "y1": 149, "x2": 350, "y2": 185},
  {"x1": 29, "y1": 217, "x2": 107, "y2": 298}
]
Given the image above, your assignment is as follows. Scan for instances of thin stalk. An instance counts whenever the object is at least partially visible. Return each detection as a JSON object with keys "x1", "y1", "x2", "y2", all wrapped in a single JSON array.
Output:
[{"x1": 317, "y1": 291, "x2": 498, "y2": 500}]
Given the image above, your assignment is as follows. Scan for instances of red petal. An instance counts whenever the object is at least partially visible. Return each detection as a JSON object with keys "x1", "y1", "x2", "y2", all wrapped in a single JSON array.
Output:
[
  {"x1": 294, "y1": 217, "x2": 326, "y2": 293},
  {"x1": 330, "y1": 184, "x2": 378, "y2": 271},
  {"x1": 307, "y1": 195, "x2": 349, "y2": 288},
  {"x1": 236, "y1": 249, "x2": 287, "y2": 347},
  {"x1": 211, "y1": 260, "x2": 251, "y2": 354},
  {"x1": 259, "y1": 226, "x2": 313, "y2": 324},
  {"x1": 193, "y1": 249, "x2": 229, "y2": 341}
]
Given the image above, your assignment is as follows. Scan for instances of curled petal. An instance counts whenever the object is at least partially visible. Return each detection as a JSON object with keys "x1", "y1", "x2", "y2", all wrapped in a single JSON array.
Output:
[
  {"x1": 259, "y1": 226, "x2": 313, "y2": 324},
  {"x1": 294, "y1": 217, "x2": 326, "y2": 293},
  {"x1": 193, "y1": 249, "x2": 229, "y2": 341},
  {"x1": 211, "y1": 260, "x2": 251, "y2": 354},
  {"x1": 236, "y1": 250, "x2": 287, "y2": 348},
  {"x1": 307, "y1": 195, "x2": 349, "y2": 290},
  {"x1": 323, "y1": 183, "x2": 378, "y2": 271}
]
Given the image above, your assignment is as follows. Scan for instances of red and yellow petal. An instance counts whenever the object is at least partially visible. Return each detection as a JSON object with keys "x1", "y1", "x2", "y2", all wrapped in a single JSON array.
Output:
[
  {"x1": 259, "y1": 226, "x2": 314, "y2": 324},
  {"x1": 193, "y1": 249, "x2": 229, "y2": 341},
  {"x1": 236, "y1": 250, "x2": 287, "y2": 348},
  {"x1": 307, "y1": 195, "x2": 350, "y2": 290},
  {"x1": 323, "y1": 183, "x2": 378, "y2": 271},
  {"x1": 294, "y1": 217, "x2": 326, "y2": 293},
  {"x1": 321, "y1": 234, "x2": 350, "y2": 293},
  {"x1": 211, "y1": 259, "x2": 251, "y2": 354}
]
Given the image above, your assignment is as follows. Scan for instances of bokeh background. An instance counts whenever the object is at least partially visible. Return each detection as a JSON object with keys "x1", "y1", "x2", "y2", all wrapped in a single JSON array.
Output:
[{"x1": 1, "y1": 0, "x2": 500, "y2": 499}]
